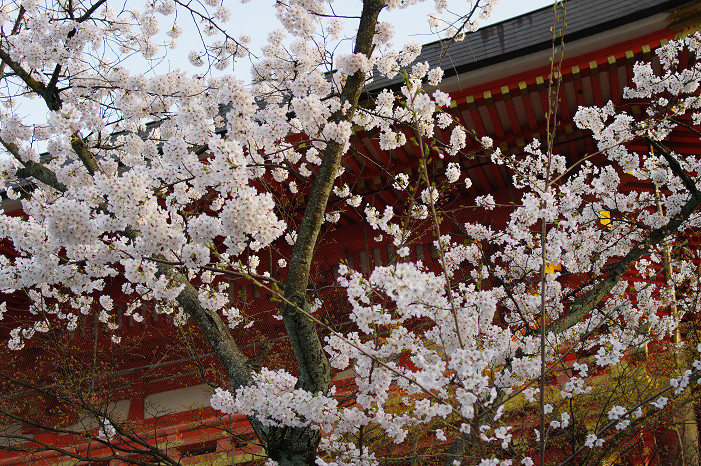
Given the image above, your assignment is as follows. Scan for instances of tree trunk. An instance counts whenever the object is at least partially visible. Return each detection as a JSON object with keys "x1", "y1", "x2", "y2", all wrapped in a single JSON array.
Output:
[
  {"x1": 264, "y1": 1, "x2": 385, "y2": 463},
  {"x1": 266, "y1": 425, "x2": 322, "y2": 466}
]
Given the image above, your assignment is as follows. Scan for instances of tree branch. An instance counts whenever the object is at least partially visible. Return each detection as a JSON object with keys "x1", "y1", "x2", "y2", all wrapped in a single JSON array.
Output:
[
  {"x1": 281, "y1": 0, "x2": 383, "y2": 395},
  {"x1": 648, "y1": 138, "x2": 699, "y2": 196},
  {"x1": 152, "y1": 259, "x2": 268, "y2": 442},
  {"x1": 0, "y1": 135, "x2": 67, "y2": 193},
  {"x1": 0, "y1": 6, "x2": 25, "y2": 80},
  {"x1": 546, "y1": 151, "x2": 701, "y2": 334}
]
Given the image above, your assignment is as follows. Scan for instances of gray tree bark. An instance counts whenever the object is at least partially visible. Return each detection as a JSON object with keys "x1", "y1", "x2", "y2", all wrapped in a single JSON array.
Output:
[{"x1": 265, "y1": 1, "x2": 385, "y2": 464}]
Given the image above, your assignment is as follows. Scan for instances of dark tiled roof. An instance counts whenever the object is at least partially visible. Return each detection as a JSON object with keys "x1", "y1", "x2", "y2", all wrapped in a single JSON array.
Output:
[{"x1": 365, "y1": 0, "x2": 692, "y2": 92}]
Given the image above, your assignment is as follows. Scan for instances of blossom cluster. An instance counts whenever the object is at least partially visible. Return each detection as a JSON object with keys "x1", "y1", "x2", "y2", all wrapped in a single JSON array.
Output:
[{"x1": 2, "y1": 0, "x2": 701, "y2": 463}]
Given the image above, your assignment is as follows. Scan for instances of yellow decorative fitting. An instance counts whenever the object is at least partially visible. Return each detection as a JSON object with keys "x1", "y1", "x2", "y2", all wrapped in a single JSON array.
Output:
[
  {"x1": 466, "y1": 95, "x2": 476, "y2": 110},
  {"x1": 519, "y1": 81, "x2": 528, "y2": 96},
  {"x1": 536, "y1": 76, "x2": 545, "y2": 91}
]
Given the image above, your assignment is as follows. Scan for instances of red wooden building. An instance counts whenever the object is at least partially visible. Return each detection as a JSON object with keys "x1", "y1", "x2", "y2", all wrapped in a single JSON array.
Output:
[{"x1": 1, "y1": 0, "x2": 700, "y2": 464}]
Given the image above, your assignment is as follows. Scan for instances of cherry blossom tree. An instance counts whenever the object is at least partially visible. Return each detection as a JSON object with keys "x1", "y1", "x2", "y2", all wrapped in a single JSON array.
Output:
[{"x1": 1, "y1": 0, "x2": 701, "y2": 464}]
